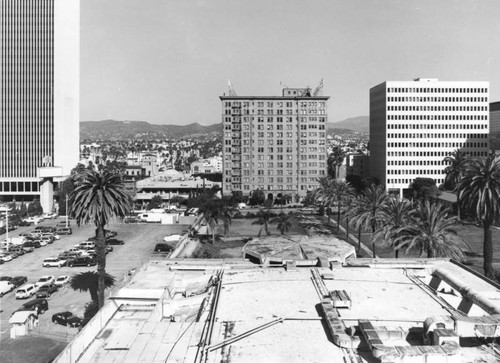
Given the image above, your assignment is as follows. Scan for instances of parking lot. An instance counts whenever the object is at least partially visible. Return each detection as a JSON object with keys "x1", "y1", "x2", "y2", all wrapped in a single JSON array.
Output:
[{"x1": 0, "y1": 218, "x2": 189, "y2": 363}]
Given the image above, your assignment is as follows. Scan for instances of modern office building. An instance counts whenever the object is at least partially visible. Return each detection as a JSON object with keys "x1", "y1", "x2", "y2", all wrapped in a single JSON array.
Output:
[
  {"x1": 369, "y1": 78, "x2": 489, "y2": 197},
  {"x1": 0, "y1": 0, "x2": 80, "y2": 207},
  {"x1": 491, "y1": 101, "x2": 500, "y2": 153},
  {"x1": 220, "y1": 87, "x2": 329, "y2": 200}
]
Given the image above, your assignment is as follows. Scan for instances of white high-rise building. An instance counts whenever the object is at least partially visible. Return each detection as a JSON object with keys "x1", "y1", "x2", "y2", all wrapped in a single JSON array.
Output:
[
  {"x1": 370, "y1": 78, "x2": 489, "y2": 198},
  {"x1": 0, "y1": 0, "x2": 80, "y2": 206}
]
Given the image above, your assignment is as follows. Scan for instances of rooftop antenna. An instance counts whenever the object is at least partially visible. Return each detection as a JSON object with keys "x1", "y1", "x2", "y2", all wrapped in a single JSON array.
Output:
[
  {"x1": 227, "y1": 79, "x2": 237, "y2": 96},
  {"x1": 313, "y1": 79, "x2": 324, "y2": 96}
]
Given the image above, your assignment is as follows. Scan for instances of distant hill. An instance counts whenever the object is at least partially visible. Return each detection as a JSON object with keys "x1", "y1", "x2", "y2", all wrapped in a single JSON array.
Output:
[
  {"x1": 80, "y1": 120, "x2": 222, "y2": 140},
  {"x1": 327, "y1": 116, "x2": 368, "y2": 133}
]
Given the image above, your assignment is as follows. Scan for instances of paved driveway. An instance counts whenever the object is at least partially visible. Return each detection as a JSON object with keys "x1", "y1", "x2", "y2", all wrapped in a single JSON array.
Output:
[{"x1": 0, "y1": 218, "x2": 189, "y2": 363}]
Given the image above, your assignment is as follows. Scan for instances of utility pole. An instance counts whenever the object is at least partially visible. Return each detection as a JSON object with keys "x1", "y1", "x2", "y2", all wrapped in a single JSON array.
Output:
[{"x1": 65, "y1": 197, "x2": 69, "y2": 228}]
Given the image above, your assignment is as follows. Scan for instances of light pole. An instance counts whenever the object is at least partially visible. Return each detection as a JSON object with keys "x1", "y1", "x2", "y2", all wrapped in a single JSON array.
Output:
[{"x1": 65, "y1": 197, "x2": 69, "y2": 228}]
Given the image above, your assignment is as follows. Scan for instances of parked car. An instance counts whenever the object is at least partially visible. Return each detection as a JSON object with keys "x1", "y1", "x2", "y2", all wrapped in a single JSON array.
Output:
[
  {"x1": 58, "y1": 251, "x2": 80, "y2": 261},
  {"x1": 54, "y1": 275, "x2": 70, "y2": 287},
  {"x1": 16, "y1": 284, "x2": 37, "y2": 299},
  {"x1": 0, "y1": 281, "x2": 15, "y2": 297},
  {"x1": 106, "y1": 238, "x2": 124, "y2": 245},
  {"x1": 11, "y1": 276, "x2": 28, "y2": 287},
  {"x1": 0, "y1": 253, "x2": 13, "y2": 263},
  {"x1": 52, "y1": 311, "x2": 82, "y2": 327},
  {"x1": 40, "y1": 236, "x2": 54, "y2": 244},
  {"x1": 56, "y1": 227, "x2": 72, "y2": 235},
  {"x1": 35, "y1": 226, "x2": 55, "y2": 233},
  {"x1": 36, "y1": 284, "x2": 58, "y2": 298},
  {"x1": 35, "y1": 276, "x2": 55, "y2": 288},
  {"x1": 38, "y1": 240, "x2": 48, "y2": 247},
  {"x1": 0, "y1": 276, "x2": 11, "y2": 281},
  {"x1": 154, "y1": 243, "x2": 173, "y2": 253},
  {"x1": 16, "y1": 298, "x2": 48, "y2": 314},
  {"x1": 42, "y1": 258, "x2": 67, "y2": 268},
  {"x1": 76, "y1": 241, "x2": 95, "y2": 250},
  {"x1": 67, "y1": 257, "x2": 97, "y2": 267},
  {"x1": 42, "y1": 232, "x2": 60, "y2": 240},
  {"x1": 9, "y1": 245, "x2": 25, "y2": 256},
  {"x1": 22, "y1": 242, "x2": 36, "y2": 252}
]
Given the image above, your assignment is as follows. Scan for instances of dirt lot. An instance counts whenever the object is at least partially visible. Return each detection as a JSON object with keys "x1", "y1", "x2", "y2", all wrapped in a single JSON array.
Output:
[{"x1": 0, "y1": 219, "x2": 189, "y2": 363}]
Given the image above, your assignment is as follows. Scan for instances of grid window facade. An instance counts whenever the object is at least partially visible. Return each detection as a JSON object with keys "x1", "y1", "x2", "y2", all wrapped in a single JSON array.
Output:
[
  {"x1": 220, "y1": 89, "x2": 329, "y2": 197},
  {"x1": 370, "y1": 79, "x2": 490, "y2": 197}
]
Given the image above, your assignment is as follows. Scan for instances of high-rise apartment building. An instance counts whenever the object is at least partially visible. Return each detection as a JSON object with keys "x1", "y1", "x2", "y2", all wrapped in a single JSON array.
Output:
[
  {"x1": 370, "y1": 78, "x2": 489, "y2": 197},
  {"x1": 491, "y1": 101, "x2": 500, "y2": 153},
  {"x1": 0, "y1": 0, "x2": 80, "y2": 204},
  {"x1": 220, "y1": 88, "x2": 329, "y2": 200}
]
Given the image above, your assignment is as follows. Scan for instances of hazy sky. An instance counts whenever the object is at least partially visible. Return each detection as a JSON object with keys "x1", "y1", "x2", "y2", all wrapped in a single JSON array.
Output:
[{"x1": 81, "y1": 0, "x2": 500, "y2": 125}]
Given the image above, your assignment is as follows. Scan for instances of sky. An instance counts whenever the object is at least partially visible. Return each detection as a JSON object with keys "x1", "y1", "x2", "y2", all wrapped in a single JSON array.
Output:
[{"x1": 81, "y1": 0, "x2": 500, "y2": 125}]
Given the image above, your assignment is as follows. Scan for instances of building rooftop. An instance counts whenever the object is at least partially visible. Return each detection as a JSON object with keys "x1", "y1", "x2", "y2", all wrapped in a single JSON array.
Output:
[{"x1": 54, "y1": 258, "x2": 500, "y2": 363}]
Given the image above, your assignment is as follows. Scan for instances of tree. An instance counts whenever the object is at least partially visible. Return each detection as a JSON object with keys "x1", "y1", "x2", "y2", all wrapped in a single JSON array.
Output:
[
  {"x1": 331, "y1": 180, "x2": 355, "y2": 232},
  {"x1": 458, "y1": 154, "x2": 500, "y2": 278},
  {"x1": 327, "y1": 146, "x2": 345, "y2": 179},
  {"x1": 58, "y1": 178, "x2": 75, "y2": 217},
  {"x1": 375, "y1": 197, "x2": 414, "y2": 258},
  {"x1": 27, "y1": 199, "x2": 43, "y2": 216},
  {"x1": 349, "y1": 184, "x2": 389, "y2": 257},
  {"x1": 198, "y1": 199, "x2": 232, "y2": 243},
  {"x1": 443, "y1": 149, "x2": 469, "y2": 191},
  {"x1": 249, "y1": 189, "x2": 265, "y2": 206},
  {"x1": 394, "y1": 201, "x2": 468, "y2": 260},
  {"x1": 271, "y1": 212, "x2": 293, "y2": 235},
  {"x1": 147, "y1": 195, "x2": 163, "y2": 210},
  {"x1": 69, "y1": 168, "x2": 130, "y2": 308},
  {"x1": 252, "y1": 208, "x2": 273, "y2": 237},
  {"x1": 70, "y1": 271, "x2": 116, "y2": 302},
  {"x1": 412, "y1": 178, "x2": 441, "y2": 202}
]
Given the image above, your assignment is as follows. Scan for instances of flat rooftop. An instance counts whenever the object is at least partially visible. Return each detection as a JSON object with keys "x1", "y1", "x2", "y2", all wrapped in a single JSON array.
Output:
[{"x1": 54, "y1": 259, "x2": 500, "y2": 363}]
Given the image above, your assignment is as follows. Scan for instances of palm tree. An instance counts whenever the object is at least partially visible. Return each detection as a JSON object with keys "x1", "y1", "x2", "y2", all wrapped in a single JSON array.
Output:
[
  {"x1": 69, "y1": 168, "x2": 130, "y2": 308},
  {"x1": 327, "y1": 146, "x2": 345, "y2": 179},
  {"x1": 443, "y1": 149, "x2": 469, "y2": 191},
  {"x1": 375, "y1": 197, "x2": 414, "y2": 258},
  {"x1": 443, "y1": 149, "x2": 469, "y2": 220},
  {"x1": 252, "y1": 208, "x2": 273, "y2": 236},
  {"x1": 314, "y1": 177, "x2": 336, "y2": 222},
  {"x1": 394, "y1": 201, "x2": 468, "y2": 260},
  {"x1": 331, "y1": 180, "x2": 355, "y2": 232},
  {"x1": 221, "y1": 205, "x2": 233, "y2": 238},
  {"x1": 458, "y1": 154, "x2": 500, "y2": 278},
  {"x1": 349, "y1": 184, "x2": 389, "y2": 257},
  {"x1": 271, "y1": 212, "x2": 293, "y2": 235},
  {"x1": 201, "y1": 208, "x2": 220, "y2": 244},
  {"x1": 70, "y1": 271, "x2": 116, "y2": 302}
]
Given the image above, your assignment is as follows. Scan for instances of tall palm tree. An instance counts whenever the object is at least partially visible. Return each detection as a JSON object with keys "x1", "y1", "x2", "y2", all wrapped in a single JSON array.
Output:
[
  {"x1": 394, "y1": 201, "x2": 468, "y2": 260},
  {"x1": 349, "y1": 184, "x2": 389, "y2": 258},
  {"x1": 375, "y1": 197, "x2": 414, "y2": 258},
  {"x1": 331, "y1": 180, "x2": 355, "y2": 232},
  {"x1": 201, "y1": 208, "x2": 220, "y2": 244},
  {"x1": 327, "y1": 146, "x2": 345, "y2": 179},
  {"x1": 69, "y1": 168, "x2": 130, "y2": 308},
  {"x1": 221, "y1": 205, "x2": 233, "y2": 238},
  {"x1": 443, "y1": 149, "x2": 469, "y2": 191},
  {"x1": 70, "y1": 271, "x2": 116, "y2": 302},
  {"x1": 458, "y1": 154, "x2": 500, "y2": 278},
  {"x1": 271, "y1": 212, "x2": 293, "y2": 235},
  {"x1": 252, "y1": 208, "x2": 273, "y2": 237},
  {"x1": 314, "y1": 177, "x2": 336, "y2": 222},
  {"x1": 443, "y1": 149, "x2": 469, "y2": 220}
]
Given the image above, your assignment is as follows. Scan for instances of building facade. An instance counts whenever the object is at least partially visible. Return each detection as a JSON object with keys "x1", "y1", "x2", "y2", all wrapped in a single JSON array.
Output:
[
  {"x1": 491, "y1": 101, "x2": 500, "y2": 153},
  {"x1": 370, "y1": 78, "x2": 489, "y2": 197},
  {"x1": 220, "y1": 88, "x2": 329, "y2": 199},
  {"x1": 0, "y1": 0, "x2": 80, "y2": 203}
]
